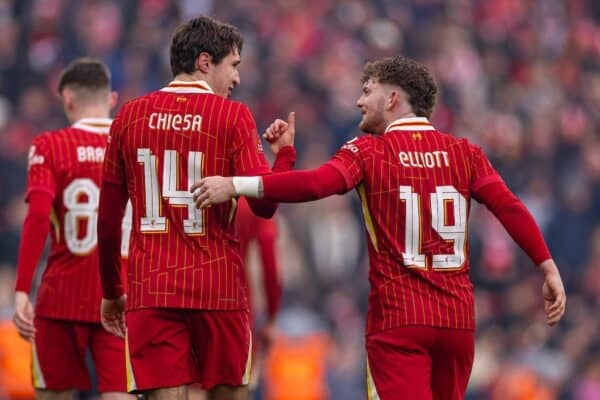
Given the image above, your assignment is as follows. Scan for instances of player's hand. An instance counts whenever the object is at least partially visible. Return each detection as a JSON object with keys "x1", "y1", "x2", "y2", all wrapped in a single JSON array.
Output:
[
  {"x1": 539, "y1": 260, "x2": 566, "y2": 326},
  {"x1": 256, "y1": 321, "x2": 277, "y2": 353},
  {"x1": 191, "y1": 176, "x2": 236, "y2": 209},
  {"x1": 13, "y1": 291, "x2": 36, "y2": 342},
  {"x1": 263, "y1": 112, "x2": 295, "y2": 154},
  {"x1": 101, "y1": 295, "x2": 127, "y2": 338}
]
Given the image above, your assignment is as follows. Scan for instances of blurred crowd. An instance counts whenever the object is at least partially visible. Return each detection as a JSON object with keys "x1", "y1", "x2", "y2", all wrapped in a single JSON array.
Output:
[{"x1": 0, "y1": 0, "x2": 599, "y2": 399}]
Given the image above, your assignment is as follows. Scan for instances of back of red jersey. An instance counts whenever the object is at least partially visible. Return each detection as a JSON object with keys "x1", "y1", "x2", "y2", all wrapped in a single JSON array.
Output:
[
  {"x1": 26, "y1": 118, "x2": 114, "y2": 322},
  {"x1": 103, "y1": 80, "x2": 271, "y2": 310},
  {"x1": 328, "y1": 117, "x2": 502, "y2": 333}
]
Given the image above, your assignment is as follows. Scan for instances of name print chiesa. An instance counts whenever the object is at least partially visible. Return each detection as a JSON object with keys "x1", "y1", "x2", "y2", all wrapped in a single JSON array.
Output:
[{"x1": 149, "y1": 112, "x2": 202, "y2": 132}]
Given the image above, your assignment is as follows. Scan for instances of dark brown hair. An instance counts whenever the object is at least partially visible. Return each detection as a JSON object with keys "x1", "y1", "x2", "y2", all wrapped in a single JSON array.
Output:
[
  {"x1": 57, "y1": 58, "x2": 111, "y2": 94},
  {"x1": 170, "y1": 16, "x2": 244, "y2": 77},
  {"x1": 361, "y1": 56, "x2": 437, "y2": 118}
]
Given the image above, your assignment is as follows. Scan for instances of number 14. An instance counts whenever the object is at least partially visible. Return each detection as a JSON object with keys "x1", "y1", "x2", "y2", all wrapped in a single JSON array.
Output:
[{"x1": 137, "y1": 148, "x2": 204, "y2": 235}]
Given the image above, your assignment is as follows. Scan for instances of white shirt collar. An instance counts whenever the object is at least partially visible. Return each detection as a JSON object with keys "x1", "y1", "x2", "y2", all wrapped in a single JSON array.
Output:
[
  {"x1": 385, "y1": 117, "x2": 435, "y2": 132},
  {"x1": 72, "y1": 117, "x2": 113, "y2": 134},
  {"x1": 160, "y1": 80, "x2": 214, "y2": 94}
]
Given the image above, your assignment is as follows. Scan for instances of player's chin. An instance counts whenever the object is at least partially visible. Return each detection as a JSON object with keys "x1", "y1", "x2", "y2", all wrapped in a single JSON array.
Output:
[{"x1": 358, "y1": 119, "x2": 370, "y2": 133}]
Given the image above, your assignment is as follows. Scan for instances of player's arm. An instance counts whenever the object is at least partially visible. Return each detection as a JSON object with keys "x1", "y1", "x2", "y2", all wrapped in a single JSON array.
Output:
[
  {"x1": 192, "y1": 163, "x2": 349, "y2": 208},
  {"x1": 473, "y1": 176, "x2": 566, "y2": 326},
  {"x1": 13, "y1": 191, "x2": 54, "y2": 341},
  {"x1": 98, "y1": 113, "x2": 128, "y2": 337},
  {"x1": 254, "y1": 219, "x2": 281, "y2": 350},
  {"x1": 256, "y1": 220, "x2": 281, "y2": 320},
  {"x1": 98, "y1": 180, "x2": 128, "y2": 299},
  {"x1": 98, "y1": 112, "x2": 128, "y2": 300},
  {"x1": 244, "y1": 145, "x2": 297, "y2": 217},
  {"x1": 14, "y1": 138, "x2": 57, "y2": 341}
]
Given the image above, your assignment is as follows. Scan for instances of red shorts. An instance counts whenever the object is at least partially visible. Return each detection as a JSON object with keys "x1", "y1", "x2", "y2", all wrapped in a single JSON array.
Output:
[
  {"x1": 365, "y1": 326, "x2": 474, "y2": 400},
  {"x1": 32, "y1": 316, "x2": 127, "y2": 392},
  {"x1": 125, "y1": 309, "x2": 251, "y2": 392}
]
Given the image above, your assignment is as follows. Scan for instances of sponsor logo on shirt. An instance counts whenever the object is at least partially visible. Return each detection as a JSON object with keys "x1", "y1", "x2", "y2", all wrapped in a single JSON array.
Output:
[{"x1": 28, "y1": 146, "x2": 45, "y2": 169}]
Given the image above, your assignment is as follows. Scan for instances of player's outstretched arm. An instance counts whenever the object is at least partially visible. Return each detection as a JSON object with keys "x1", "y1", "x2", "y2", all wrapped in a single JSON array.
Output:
[{"x1": 191, "y1": 163, "x2": 348, "y2": 209}]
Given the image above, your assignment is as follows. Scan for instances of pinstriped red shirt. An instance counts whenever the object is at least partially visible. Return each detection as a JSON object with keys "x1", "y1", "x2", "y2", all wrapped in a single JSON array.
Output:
[
  {"x1": 103, "y1": 80, "x2": 271, "y2": 311},
  {"x1": 328, "y1": 117, "x2": 502, "y2": 333},
  {"x1": 22, "y1": 118, "x2": 118, "y2": 322}
]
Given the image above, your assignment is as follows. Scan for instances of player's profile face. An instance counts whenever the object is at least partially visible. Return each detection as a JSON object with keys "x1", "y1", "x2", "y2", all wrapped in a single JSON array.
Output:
[
  {"x1": 357, "y1": 78, "x2": 386, "y2": 134},
  {"x1": 209, "y1": 48, "x2": 241, "y2": 98}
]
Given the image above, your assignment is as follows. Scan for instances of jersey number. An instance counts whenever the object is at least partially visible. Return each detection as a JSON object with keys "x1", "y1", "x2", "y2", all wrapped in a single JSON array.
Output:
[
  {"x1": 137, "y1": 148, "x2": 204, "y2": 235},
  {"x1": 63, "y1": 179, "x2": 132, "y2": 256},
  {"x1": 400, "y1": 185, "x2": 467, "y2": 270}
]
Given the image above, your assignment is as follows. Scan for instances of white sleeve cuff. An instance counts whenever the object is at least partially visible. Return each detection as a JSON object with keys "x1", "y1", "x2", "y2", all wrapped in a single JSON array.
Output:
[{"x1": 232, "y1": 176, "x2": 261, "y2": 198}]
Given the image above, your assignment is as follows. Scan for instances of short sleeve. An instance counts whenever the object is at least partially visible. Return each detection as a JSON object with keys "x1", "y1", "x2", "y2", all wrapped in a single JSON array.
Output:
[
  {"x1": 103, "y1": 110, "x2": 126, "y2": 185},
  {"x1": 26, "y1": 135, "x2": 57, "y2": 201},
  {"x1": 469, "y1": 143, "x2": 503, "y2": 192},
  {"x1": 231, "y1": 105, "x2": 270, "y2": 176},
  {"x1": 326, "y1": 137, "x2": 366, "y2": 190}
]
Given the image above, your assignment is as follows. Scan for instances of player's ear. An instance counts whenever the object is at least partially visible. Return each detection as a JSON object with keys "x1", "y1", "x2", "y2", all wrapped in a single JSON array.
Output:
[
  {"x1": 387, "y1": 89, "x2": 399, "y2": 111},
  {"x1": 196, "y1": 52, "x2": 212, "y2": 73},
  {"x1": 109, "y1": 91, "x2": 118, "y2": 111},
  {"x1": 60, "y1": 88, "x2": 75, "y2": 112}
]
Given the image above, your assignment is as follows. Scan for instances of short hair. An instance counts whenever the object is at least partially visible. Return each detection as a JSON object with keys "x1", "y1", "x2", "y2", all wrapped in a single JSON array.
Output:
[
  {"x1": 57, "y1": 58, "x2": 111, "y2": 94},
  {"x1": 170, "y1": 16, "x2": 244, "y2": 77},
  {"x1": 361, "y1": 56, "x2": 437, "y2": 118}
]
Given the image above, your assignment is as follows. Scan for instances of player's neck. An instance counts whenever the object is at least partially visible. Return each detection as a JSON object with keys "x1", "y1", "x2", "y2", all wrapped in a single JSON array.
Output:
[
  {"x1": 173, "y1": 72, "x2": 207, "y2": 83},
  {"x1": 386, "y1": 111, "x2": 417, "y2": 125},
  {"x1": 67, "y1": 107, "x2": 111, "y2": 124}
]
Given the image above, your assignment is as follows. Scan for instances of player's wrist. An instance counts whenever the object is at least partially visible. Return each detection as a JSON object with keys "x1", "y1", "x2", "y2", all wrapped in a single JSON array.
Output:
[
  {"x1": 232, "y1": 176, "x2": 263, "y2": 198},
  {"x1": 102, "y1": 286, "x2": 124, "y2": 300},
  {"x1": 538, "y1": 259, "x2": 559, "y2": 276}
]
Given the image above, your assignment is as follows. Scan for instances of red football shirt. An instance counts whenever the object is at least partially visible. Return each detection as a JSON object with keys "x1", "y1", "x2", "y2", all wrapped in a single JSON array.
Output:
[
  {"x1": 103, "y1": 80, "x2": 272, "y2": 311},
  {"x1": 22, "y1": 118, "x2": 124, "y2": 322},
  {"x1": 327, "y1": 117, "x2": 502, "y2": 333}
]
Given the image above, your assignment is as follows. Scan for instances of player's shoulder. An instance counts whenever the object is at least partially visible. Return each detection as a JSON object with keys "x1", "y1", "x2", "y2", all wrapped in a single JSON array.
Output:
[
  {"x1": 226, "y1": 98, "x2": 252, "y2": 116},
  {"x1": 434, "y1": 129, "x2": 489, "y2": 164},
  {"x1": 117, "y1": 91, "x2": 156, "y2": 115},
  {"x1": 32, "y1": 126, "x2": 74, "y2": 145},
  {"x1": 341, "y1": 134, "x2": 376, "y2": 152}
]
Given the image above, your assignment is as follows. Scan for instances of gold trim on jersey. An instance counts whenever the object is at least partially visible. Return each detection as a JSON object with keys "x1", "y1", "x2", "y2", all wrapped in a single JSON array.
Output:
[
  {"x1": 161, "y1": 80, "x2": 214, "y2": 94},
  {"x1": 125, "y1": 331, "x2": 137, "y2": 392},
  {"x1": 228, "y1": 198, "x2": 238, "y2": 225},
  {"x1": 366, "y1": 358, "x2": 381, "y2": 400},
  {"x1": 31, "y1": 342, "x2": 46, "y2": 389},
  {"x1": 242, "y1": 329, "x2": 253, "y2": 385},
  {"x1": 50, "y1": 208, "x2": 60, "y2": 243},
  {"x1": 385, "y1": 117, "x2": 435, "y2": 132},
  {"x1": 72, "y1": 117, "x2": 113, "y2": 134},
  {"x1": 358, "y1": 184, "x2": 378, "y2": 252}
]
